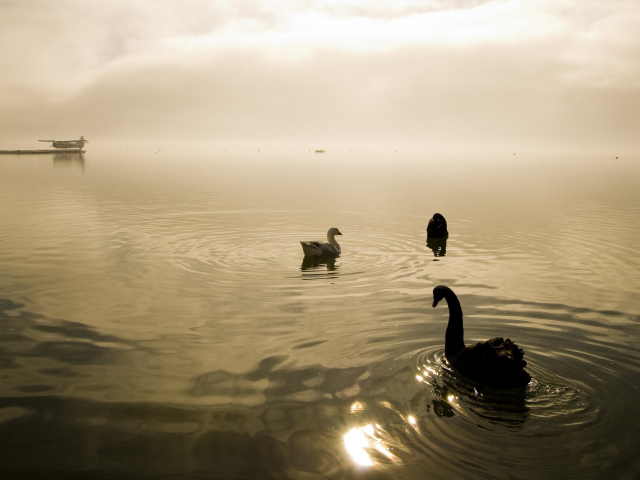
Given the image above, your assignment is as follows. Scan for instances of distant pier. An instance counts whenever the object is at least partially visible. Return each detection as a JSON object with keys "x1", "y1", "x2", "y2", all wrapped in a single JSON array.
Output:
[{"x1": 0, "y1": 149, "x2": 85, "y2": 155}]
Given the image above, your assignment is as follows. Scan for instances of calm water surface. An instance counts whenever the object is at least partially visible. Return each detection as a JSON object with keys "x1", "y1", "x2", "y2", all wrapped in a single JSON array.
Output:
[{"x1": 0, "y1": 149, "x2": 639, "y2": 479}]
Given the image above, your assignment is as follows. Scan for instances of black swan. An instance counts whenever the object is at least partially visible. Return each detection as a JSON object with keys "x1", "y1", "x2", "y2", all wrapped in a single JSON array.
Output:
[
  {"x1": 432, "y1": 285, "x2": 531, "y2": 387},
  {"x1": 427, "y1": 213, "x2": 448, "y2": 238}
]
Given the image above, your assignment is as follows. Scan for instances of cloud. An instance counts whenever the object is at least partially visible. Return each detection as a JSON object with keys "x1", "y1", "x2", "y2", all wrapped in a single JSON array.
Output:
[{"x1": 1, "y1": 0, "x2": 639, "y2": 151}]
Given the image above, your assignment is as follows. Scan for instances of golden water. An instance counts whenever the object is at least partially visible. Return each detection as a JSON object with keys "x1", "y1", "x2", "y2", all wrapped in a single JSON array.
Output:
[{"x1": 0, "y1": 150, "x2": 639, "y2": 478}]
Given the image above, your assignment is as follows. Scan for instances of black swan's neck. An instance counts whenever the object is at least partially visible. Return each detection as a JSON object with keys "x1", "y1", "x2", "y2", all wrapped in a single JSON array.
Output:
[{"x1": 444, "y1": 289, "x2": 465, "y2": 357}]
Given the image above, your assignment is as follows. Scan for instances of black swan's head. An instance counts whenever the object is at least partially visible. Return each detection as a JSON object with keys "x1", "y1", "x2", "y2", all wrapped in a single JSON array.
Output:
[
  {"x1": 432, "y1": 285, "x2": 450, "y2": 308},
  {"x1": 433, "y1": 213, "x2": 445, "y2": 221}
]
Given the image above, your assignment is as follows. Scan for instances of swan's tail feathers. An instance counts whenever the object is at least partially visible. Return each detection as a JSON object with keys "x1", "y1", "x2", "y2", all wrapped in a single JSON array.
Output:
[
  {"x1": 300, "y1": 241, "x2": 322, "y2": 256},
  {"x1": 487, "y1": 337, "x2": 528, "y2": 369}
]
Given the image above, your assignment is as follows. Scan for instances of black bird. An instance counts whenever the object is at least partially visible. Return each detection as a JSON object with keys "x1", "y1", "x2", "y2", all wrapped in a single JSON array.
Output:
[
  {"x1": 432, "y1": 285, "x2": 531, "y2": 387},
  {"x1": 427, "y1": 213, "x2": 448, "y2": 238}
]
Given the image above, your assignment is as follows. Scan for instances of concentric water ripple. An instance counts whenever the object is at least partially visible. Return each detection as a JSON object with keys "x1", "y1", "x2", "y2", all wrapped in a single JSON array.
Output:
[
  {"x1": 168, "y1": 224, "x2": 436, "y2": 293},
  {"x1": 412, "y1": 346, "x2": 597, "y2": 431}
]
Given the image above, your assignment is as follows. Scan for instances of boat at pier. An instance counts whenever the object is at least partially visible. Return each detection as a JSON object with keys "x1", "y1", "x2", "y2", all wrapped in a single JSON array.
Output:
[
  {"x1": 0, "y1": 137, "x2": 88, "y2": 154},
  {"x1": 38, "y1": 136, "x2": 89, "y2": 149}
]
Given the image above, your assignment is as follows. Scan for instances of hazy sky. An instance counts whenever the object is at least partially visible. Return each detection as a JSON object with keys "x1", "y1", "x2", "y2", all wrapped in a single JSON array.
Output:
[{"x1": 1, "y1": 0, "x2": 639, "y2": 152}]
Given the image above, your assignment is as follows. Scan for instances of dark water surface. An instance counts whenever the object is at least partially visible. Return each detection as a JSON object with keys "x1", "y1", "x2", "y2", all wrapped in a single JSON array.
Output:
[{"x1": 0, "y1": 150, "x2": 639, "y2": 479}]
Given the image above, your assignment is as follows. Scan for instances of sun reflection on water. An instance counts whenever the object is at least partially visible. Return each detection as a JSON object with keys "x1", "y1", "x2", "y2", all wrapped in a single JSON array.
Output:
[
  {"x1": 344, "y1": 400, "x2": 425, "y2": 467},
  {"x1": 344, "y1": 427, "x2": 374, "y2": 466},
  {"x1": 343, "y1": 423, "x2": 400, "y2": 466}
]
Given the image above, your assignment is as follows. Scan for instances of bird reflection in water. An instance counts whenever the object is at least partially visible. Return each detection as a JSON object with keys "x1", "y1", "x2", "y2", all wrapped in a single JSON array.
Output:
[
  {"x1": 417, "y1": 361, "x2": 530, "y2": 427},
  {"x1": 431, "y1": 381, "x2": 458, "y2": 418},
  {"x1": 53, "y1": 152, "x2": 85, "y2": 172},
  {"x1": 300, "y1": 254, "x2": 339, "y2": 275},
  {"x1": 426, "y1": 237, "x2": 447, "y2": 259}
]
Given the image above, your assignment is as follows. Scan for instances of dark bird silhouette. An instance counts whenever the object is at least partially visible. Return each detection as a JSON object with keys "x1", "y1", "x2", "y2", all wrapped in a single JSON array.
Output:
[
  {"x1": 427, "y1": 213, "x2": 448, "y2": 239},
  {"x1": 432, "y1": 285, "x2": 531, "y2": 387}
]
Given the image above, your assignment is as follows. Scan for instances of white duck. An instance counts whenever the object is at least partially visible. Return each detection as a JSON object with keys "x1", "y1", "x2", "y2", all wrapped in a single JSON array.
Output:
[{"x1": 300, "y1": 228, "x2": 343, "y2": 256}]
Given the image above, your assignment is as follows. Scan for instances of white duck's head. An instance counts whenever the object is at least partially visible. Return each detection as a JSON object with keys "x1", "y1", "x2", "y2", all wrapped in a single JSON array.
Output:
[{"x1": 328, "y1": 227, "x2": 342, "y2": 236}]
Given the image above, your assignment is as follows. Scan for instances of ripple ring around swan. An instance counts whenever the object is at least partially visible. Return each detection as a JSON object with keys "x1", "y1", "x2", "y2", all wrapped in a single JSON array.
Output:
[{"x1": 411, "y1": 346, "x2": 601, "y2": 431}]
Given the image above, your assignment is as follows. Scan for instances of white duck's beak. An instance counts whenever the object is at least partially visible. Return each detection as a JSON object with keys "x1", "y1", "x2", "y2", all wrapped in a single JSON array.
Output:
[{"x1": 336, "y1": 231, "x2": 342, "y2": 235}]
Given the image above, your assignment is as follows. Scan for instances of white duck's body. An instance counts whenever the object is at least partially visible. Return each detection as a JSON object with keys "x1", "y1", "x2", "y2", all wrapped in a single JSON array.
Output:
[{"x1": 300, "y1": 228, "x2": 342, "y2": 256}]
